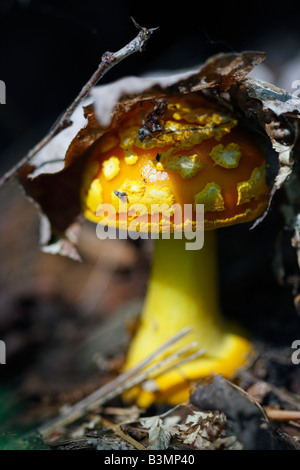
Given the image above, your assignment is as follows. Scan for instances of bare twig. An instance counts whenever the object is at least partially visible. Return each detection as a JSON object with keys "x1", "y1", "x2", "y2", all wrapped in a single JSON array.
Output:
[
  {"x1": 264, "y1": 407, "x2": 300, "y2": 422},
  {"x1": 101, "y1": 417, "x2": 147, "y2": 450},
  {"x1": 126, "y1": 342, "x2": 205, "y2": 395},
  {"x1": 0, "y1": 19, "x2": 157, "y2": 187}
]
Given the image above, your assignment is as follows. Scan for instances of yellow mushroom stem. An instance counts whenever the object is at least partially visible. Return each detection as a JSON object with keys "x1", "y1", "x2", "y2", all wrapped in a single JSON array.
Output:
[
  {"x1": 80, "y1": 95, "x2": 269, "y2": 407},
  {"x1": 123, "y1": 231, "x2": 252, "y2": 407}
]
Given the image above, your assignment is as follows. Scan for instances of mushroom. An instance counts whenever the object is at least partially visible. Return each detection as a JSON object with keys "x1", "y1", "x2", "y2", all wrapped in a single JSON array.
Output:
[{"x1": 81, "y1": 93, "x2": 270, "y2": 407}]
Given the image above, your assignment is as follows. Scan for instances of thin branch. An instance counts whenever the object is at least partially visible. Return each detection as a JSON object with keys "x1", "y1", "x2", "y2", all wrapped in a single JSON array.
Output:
[
  {"x1": 264, "y1": 407, "x2": 300, "y2": 422},
  {"x1": 0, "y1": 19, "x2": 157, "y2": 187},
  {"x1": 101, "y1": 417, "x2": 147, "y2": 451}
]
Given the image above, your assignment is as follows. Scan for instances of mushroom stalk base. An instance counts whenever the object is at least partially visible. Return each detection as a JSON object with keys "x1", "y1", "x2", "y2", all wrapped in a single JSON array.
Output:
[{"x1": 123, "y1": 232, "x2": 252, "y2": 407}]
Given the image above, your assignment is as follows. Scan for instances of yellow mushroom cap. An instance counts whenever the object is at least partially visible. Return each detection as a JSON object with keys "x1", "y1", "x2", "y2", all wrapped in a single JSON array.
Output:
[{"x1": 81, "y1": 94, "x2": 270, "y2": 232}]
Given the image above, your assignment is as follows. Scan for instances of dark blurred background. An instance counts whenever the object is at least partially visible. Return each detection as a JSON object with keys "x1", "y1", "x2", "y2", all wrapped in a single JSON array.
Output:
[{"x1": 1, "y1": 0, "x2": 300, "y2": 438}]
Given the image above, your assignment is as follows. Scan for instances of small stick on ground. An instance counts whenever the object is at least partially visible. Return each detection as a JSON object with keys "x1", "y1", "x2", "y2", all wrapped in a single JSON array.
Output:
[
  {"x1": 101, "y1": 417, "x2": 147, "y2": 451},
  {"x1": 0, "y1": 18, "x2": 157, "y2": 187},
  {"x1": 264, "y1": 407, "x2": 300, "y2": 422}
]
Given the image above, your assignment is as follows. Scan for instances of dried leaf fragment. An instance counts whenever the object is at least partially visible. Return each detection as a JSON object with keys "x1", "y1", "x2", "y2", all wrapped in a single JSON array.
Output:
[{"x1": 140, "y1": 416, "x2": 171, "y2": 450}]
